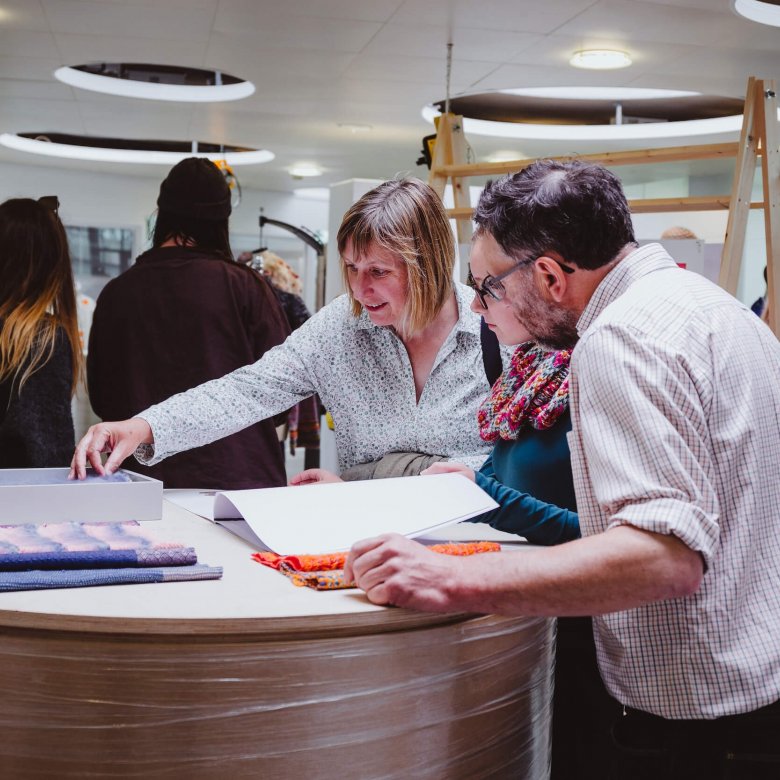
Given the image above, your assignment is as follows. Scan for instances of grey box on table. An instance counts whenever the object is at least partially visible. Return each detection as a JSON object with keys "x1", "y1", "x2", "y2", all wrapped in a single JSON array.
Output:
[{"x1": 0, "y1": 468, "x2": 163, "y2": 524}]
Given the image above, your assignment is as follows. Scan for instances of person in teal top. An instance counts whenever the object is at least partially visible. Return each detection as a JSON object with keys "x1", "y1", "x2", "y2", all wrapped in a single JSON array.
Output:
[
  {"x1": 470, "y1": 344, "x2": 578, "y2": 545},
  {"x1": 426, "y1": 327, "x2": 579, "y2": 544}
]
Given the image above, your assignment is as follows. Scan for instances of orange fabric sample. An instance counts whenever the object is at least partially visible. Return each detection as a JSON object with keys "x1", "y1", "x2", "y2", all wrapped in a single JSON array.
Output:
[{"x1": 251, "y1": 541, "x2": 501, "y2": 590}]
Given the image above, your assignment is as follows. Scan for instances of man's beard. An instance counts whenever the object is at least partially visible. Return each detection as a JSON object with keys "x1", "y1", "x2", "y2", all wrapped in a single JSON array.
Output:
[{"x1": 509, "y1": 277, "x2": 579, "y2": 351}]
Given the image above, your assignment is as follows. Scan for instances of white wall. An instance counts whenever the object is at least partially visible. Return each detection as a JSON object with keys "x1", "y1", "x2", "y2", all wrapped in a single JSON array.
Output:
[{"x1": 0, "y1": 160, "x2": 328, "y2": 256}]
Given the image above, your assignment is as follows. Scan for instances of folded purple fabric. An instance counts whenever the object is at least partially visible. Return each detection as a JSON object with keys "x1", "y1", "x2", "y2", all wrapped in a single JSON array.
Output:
[
  {"x1": 0, "y1": 521, "x2": 196, "y2": 570},
  {"x1": 0, "y1": 564, "x2": 223, "y2": 592}
]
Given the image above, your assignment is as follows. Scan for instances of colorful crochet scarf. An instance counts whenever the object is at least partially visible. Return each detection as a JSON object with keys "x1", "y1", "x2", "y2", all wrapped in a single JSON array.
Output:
[{"x1": 478, "y1": 343, "x2": 571, "y2": 442}]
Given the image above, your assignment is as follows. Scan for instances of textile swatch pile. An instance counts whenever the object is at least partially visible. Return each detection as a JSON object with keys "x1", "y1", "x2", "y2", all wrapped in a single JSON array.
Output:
[
  {"x1": 253, "y1": 541, "x2": 501, "y2": 590},
  {"x1": 0, "y1": 520, "x2": 222, "y2": 592}
]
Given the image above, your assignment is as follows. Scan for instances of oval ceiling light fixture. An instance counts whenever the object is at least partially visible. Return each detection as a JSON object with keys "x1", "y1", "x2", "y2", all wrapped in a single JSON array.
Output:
[
  {"x1": 289, "y1": 163, "x2": 323, "y2": 178},
  {"x1": 54, "y1": 62, "x2": 255, "y2": 102},
  {"x1": 0, "y1": 133, "x2": 274, "y2": 165},
  {"x1": 422, "y1": 104, "x2": 744, "y2": 142},
  {"x1": 423, "y1": 87, "x2": 749, "y2": 142},
  {"x1": 500, "y1": 87, "x2": 701, "y2": 101},
  {"x1": 732, "y1": 0, "x2": 780, "y2": 26},
  {"x1": 569, "y1": 49, "x2": 632, "y2": 70}
]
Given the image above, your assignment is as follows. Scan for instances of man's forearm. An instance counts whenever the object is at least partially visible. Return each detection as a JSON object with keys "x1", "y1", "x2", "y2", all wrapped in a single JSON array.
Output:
[{"x1": 443, "y1": 525, "x2": 704, "y2": 617}]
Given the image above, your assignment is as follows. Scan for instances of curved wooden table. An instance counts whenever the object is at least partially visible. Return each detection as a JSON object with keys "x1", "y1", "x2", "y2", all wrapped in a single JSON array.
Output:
[{"x1": 0, "y1": 500, "x2": 554, "y2": 779}]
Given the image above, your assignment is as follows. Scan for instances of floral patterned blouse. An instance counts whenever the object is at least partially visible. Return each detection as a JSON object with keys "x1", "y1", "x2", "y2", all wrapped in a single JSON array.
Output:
[{"x1": 136, "y1": 283, "x2": 494, "y2": 473}]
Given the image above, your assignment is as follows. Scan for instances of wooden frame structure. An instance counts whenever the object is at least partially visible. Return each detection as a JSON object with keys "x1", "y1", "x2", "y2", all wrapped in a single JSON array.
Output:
[{"x1": 428, "y1": 76, "x2": 779, "y2": 335}]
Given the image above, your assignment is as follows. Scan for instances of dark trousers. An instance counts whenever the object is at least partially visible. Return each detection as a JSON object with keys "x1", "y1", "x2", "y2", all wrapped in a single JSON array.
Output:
[
  {"x1": 608, "y1": 698, "x2": 780, "y2": 780},
  {"x1": 550, "y1": 617, "x2": 622, "y2": 779}
]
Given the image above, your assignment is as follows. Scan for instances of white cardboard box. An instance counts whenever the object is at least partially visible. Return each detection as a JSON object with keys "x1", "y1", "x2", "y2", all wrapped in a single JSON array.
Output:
[{"x1": 0, "y1": 468, "x2": 163, "y2": 524}]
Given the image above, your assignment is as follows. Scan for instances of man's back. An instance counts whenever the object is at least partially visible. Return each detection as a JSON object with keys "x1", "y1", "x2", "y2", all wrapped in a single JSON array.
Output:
[
  {"x1": 570, "y1": 243, "x2": 780, "y2": 718},
  {"x1": 87, "y1": 246, "x2": 290, "y2": 489}
]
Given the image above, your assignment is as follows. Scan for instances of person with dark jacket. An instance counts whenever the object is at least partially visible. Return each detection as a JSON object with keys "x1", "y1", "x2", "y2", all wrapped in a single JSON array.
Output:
[
  {"x1": 86, "y1": 158, "x2": 290, "y2": 489},
  {"x1": 0, "y1": 197, "x2": 82, "y2": 467}
]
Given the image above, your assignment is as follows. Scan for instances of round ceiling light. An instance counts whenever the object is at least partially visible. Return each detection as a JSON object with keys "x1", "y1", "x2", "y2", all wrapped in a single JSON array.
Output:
[
  {"x1": 732, "y1": 0, "x2": 780, "y2": 26},
  {"x1": 54, "y1": 63, "x2": 255, "y2": 102},
  {"x1": 289, "y1": 163, "x2": 323, "y2": 178},
  {"x1": 569, "y1": 49, "x2": 632, "y2": 70},
  {"x1": 0, "y1": 133, "x2": 273, "y2": 165}
]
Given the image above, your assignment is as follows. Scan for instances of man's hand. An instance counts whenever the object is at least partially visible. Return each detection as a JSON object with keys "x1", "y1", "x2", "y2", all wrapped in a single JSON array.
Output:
[
  {"x1": 69, "y1": 418, "x2": 153, "y2": 479},
  {"x1": 344, "y1": 533, "x2": 461, "y2": 611},
  {"x1": 289, "y1": 468, "x2": 343, "y2": 486},
  {"x1": 420, "y1": 461, "x2": 475, "y2": 481}
]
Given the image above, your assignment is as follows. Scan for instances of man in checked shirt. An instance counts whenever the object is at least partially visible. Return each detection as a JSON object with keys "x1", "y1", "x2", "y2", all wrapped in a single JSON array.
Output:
[{"x1": 346, "y1": 160, "x2": 780, "y2": 779}]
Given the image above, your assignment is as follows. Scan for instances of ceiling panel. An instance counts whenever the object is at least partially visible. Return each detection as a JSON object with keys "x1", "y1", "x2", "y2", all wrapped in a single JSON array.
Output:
[
  {"x1": 0, "y1": 0, "x2": 776, "y2": 193},
  {"x1": 391, "y1": 0, "x2": 598, "y2": 35},
  {"x1": 554, "y1": 0, "x2": 745, "y2": 46},
  {"x1": 216, "y1": 0, "x2": 402, "y2": 23},
  {"x1": 0, "y1": 29, "x2": 58, "y2": 57},
  {"x1": 53, "y1": 33, "x2": 209, "y2": 66},
  {"x1": 0, "y1": 97, "x2": 85, "y2": 133},
  {"x1": 362, "y1": 23, "x2": 540, "y2": 63},
  {"x1": 213, "y1": 9, "x2": 381, "y2": 51},
  {"x1": 40, "y1": 0, "x2": 215, "y2": 40},
  {"x1": 0, "y1": 56, "x2": 66, "y2": 80}
]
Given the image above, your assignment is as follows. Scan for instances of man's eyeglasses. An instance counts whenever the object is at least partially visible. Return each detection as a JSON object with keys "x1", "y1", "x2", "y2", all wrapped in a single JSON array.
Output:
[{"x1": 467, "y1": 256, "x2": 575, "y2": 308}]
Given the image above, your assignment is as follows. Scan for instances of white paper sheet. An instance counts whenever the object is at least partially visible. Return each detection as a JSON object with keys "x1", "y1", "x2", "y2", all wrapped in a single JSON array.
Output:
[{"x1": 165, "y1": 474, "x2": 497, "y2": 555}]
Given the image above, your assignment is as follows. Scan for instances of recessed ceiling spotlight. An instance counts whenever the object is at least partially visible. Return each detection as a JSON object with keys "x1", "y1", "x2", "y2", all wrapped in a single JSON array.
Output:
[
  {"x1": 289, "y1": 163, "x2": 323, "y2": 179},
  {"x1": 569, "y1": 49, "x2": 632, "y2": 70},
  {"x1": 0, "y1": 133, "x2": 274, "y2": 165},
  {"x1": 338, "y1": 123, "x2": 373, "y2": 133},
  {"x1": 54, "y1": 62, "x2": 255, "y2": 102},
  {"x1": 732, "y1": 0, "x2": 780, "y2": 26}
]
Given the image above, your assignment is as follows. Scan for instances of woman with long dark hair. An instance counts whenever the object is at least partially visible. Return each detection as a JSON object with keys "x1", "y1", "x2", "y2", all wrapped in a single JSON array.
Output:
[{"x1": 0, "y1": 197, "x2": 82, "y2": 466}]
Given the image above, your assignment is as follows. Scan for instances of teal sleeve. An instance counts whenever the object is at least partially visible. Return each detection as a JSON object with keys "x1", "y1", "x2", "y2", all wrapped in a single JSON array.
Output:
[{"x1": 470, "y1": 470, "x2": 580, "y2": 545}]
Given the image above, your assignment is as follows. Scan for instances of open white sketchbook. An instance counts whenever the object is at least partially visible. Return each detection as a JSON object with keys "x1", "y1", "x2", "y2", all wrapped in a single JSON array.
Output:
[{"x1": 164, "y1": 473, "x2": 497, "y2": 555}]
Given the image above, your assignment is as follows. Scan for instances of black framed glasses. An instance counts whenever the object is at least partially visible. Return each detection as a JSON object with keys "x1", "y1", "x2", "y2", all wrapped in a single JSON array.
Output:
[{"x1": 467, "y1": 256, "x2": 575, "y2": 308}]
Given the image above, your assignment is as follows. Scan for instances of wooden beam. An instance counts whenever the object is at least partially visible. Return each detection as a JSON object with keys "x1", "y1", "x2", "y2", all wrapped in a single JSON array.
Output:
[
  {"x1": 438, "y1": 142, "x2": 741, "y2": 178},
  {"x1": 758, "y1": 80, "x2": 780, "y2": 335},
  {"x1": 720, "y1": 77, "x2": 761, "y2": 295}
]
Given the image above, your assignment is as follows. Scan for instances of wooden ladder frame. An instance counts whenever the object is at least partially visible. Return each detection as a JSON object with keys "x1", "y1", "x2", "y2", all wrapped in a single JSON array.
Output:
[{"x1": 428, "y1": 76, "x2": 779, "y2": 335}]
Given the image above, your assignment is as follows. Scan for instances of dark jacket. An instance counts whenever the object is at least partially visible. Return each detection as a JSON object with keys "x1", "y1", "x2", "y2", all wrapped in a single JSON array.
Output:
[
  {"x1": 87, "y1": 246, "x2": 290, "y2": 489},
  {"x1": 0, "y1": 323, "x2": 75, "y2": 467}
]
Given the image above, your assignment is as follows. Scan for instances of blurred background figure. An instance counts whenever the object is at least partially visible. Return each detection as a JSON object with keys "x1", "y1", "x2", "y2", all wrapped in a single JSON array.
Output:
[
  {"x1": 255, "y1": 250, "x2": 320, "y2": 469},
  {"x1": 660, "y1": 225, "x2": 698, "y2": 240},
  {"x1": 0, "y1": 197, "x2": 83, "y2": 467},
  {"x1": 751, "y1": 266, "x2": 768, "y2": 317},
  {"x1": 87, "y1": 158, "x2": 290, "y2": 489}
]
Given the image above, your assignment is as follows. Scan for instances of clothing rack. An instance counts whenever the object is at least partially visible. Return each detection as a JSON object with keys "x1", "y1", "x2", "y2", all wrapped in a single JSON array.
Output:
[{"x1": 427, "y1": 76, "x2": 779, "y2": 336}]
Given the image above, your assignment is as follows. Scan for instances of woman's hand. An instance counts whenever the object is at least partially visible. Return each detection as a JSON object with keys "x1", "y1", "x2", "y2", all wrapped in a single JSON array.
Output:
[
  {"x1": 420, "y1": 461, "x2": 475, "y2": 481},
  {"x1": 289, "y1": 468, "x2": 343, "y2": 486},
  {"x1": 69, "y1": 417, "x2": 153, "y2": 479}
]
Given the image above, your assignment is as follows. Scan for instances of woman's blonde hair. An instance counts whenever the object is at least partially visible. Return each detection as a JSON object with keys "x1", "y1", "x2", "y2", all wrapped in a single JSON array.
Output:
[
  {"x1": 0, "y1": 198, "x2": 82, "y2": 395},
  {"x1": 337, "y1": 178, "x2": 455, "y2": 336}
]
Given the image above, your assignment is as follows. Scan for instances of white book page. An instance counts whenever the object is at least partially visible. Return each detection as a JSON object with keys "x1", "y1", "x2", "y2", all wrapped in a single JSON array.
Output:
[{"x1": 211, "y1": 473, "x2": 497, "y2": 555}]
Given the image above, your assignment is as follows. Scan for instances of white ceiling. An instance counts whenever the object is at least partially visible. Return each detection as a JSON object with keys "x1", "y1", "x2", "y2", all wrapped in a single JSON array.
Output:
[{"x1": 0, "y1": 0, "x2": 779, "y2": 191}]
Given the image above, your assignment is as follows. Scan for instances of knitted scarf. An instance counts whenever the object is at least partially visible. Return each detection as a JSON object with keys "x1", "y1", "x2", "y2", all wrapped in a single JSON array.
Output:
[{"x1": 478, "y1": 343, "x2": 571, "y2": 442}]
